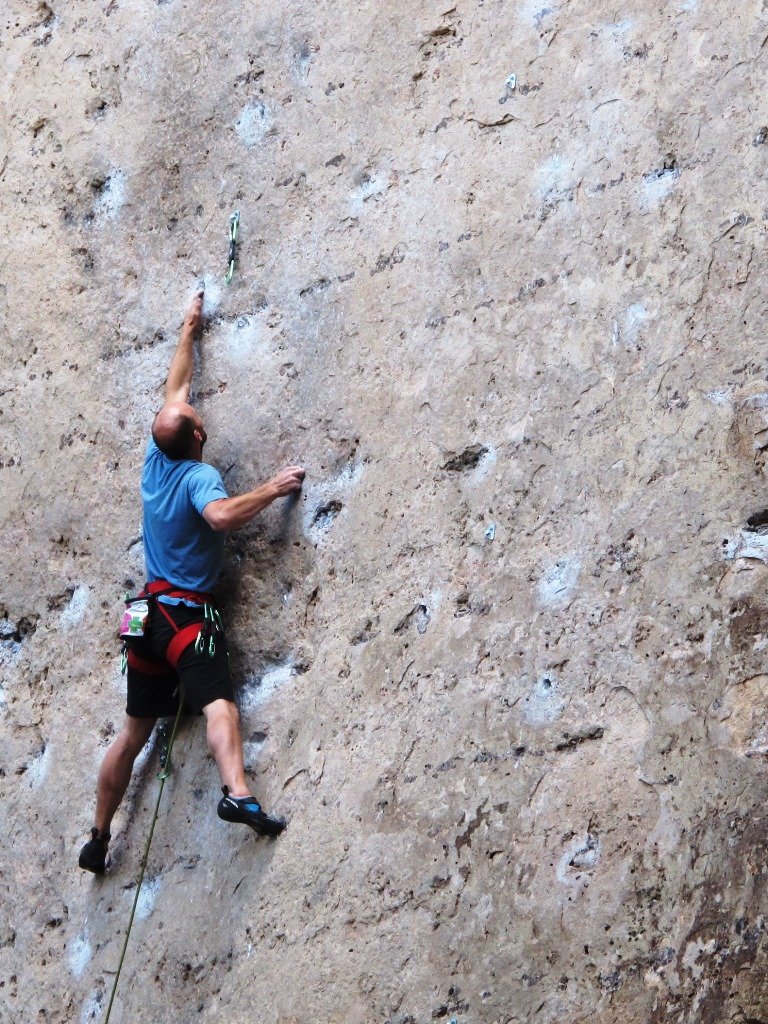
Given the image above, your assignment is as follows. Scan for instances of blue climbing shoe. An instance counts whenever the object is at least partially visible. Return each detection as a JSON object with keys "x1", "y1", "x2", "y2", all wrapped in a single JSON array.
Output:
[
  {"x1": 217, "y1": 786, "x2": 286, "y2": 837},
  {"x1": 78, "y1": 828, "x2": 110, "y2": 874}
]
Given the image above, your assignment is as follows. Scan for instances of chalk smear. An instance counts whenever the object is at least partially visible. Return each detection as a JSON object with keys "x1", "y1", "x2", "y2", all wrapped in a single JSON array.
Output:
[
  {"x1": 538, "y1": 558, "x2": 580, "y2": 608},
  {"x1": 60, "y1": 585, "x2": 90, "y2": 628},
  {"x1": 235, "y1": 100, "x2": 273, "y2": 146},
  {"x1": 94, "y1": 170, "x2": 126, "y2": 219},
  {"x1": 69, "y1": 931, "x2": 92, "y2": 978},
  {"x1": 135, "y1": 876, "x2": 161, "y2": 920}
]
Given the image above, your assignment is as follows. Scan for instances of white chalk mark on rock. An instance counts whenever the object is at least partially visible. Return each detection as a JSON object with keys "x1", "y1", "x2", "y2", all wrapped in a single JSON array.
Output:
[
  {"x1": 69, "y1": 931, "x2": 92, "y2": 978},
  {"x1": 80, "y1": 991, "x2": 103, "y2": 1024},
  {"x1": 93, "y1": 170, "x2": 126, "y2": 220},
  {"x1": 201, "y1": 275, "x2": 222, "y2": 316},
  {"x1": 518, "y1": 0, "x2": 560, "y2": 29},
  {"x1": 242, "y1": 663, "x2": 295, "y2": 710},
  {"x1": 0, "y1": 639, "x2": 22, "y2": 669},
  {"x1": 645, "y1": 789, "x2": 681, "y2": 857},
  {"x1": 535, "y1": 154, "x2": 578, "y2": 208},
  {"x1": 26, "y1": 744, "x2": 51, "y2": 788},
  {"x1": 605, "y1": 18, "x2": 634, "y2": 36},
  {"x1": 243, "y1": 734, "x2": 266, "y2": 769},
  {"x1": 135, "y1": 876, "x2": 161, "y2": 920},
  {"x1": 723, "y1": 530, "x2": 768, "y2": 564},
  {"x1": 557, "y1": 833, "x2": 601, "y2": 884},
  {"x1": 60, "y1": 585, "x2": 91, "y2": 628},
  {"x1": 348, "y1": 171, "x2": 388, "y2": 217},
  {"x1": 235, "y1": 100, "x2": 273, "y2": 146},
  {"x1": 640, "y1": 165, "x2": 680, "y2": 209},
  {"x1": 470, "y1": 444, "x2": 496, "y2": 484},
  {"x1": 224, "y1": 314, "x2": 266, "y2": 364},
  {"x1": 523, "y1": 674, "x2": 563, "y2": 724},
  {"x1": 618, "y1": 302, "x2": 653, "y2": 349},
  {"x1": 537, "y1": 558, "x2": 580, "y2": 608}
]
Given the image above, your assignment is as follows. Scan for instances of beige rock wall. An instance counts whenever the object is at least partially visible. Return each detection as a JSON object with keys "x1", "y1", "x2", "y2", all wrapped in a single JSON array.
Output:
[{"x1": 3, "y1": 0, "x2": 768, "y2": 1021}]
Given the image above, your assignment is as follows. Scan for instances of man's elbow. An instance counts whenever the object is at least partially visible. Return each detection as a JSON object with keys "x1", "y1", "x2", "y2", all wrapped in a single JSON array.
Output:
[{"x1": 203, "y1": 501, "x2": 232, "y2": 532}]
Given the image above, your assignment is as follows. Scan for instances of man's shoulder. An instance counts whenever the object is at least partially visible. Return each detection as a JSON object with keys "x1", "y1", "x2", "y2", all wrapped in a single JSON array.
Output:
[
  {"x1": 188, "y1": 461, "x2": 223, "y2": 482},
  {"x1": 185, "y1": 460, "x2": 228, "y2": 512}
]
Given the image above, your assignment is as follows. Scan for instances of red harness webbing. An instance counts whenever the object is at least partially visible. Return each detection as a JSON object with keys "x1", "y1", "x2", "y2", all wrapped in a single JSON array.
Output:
[
  {"x1": 166, "y1": 621, "x2": 205, "y2": 669},
  {"x1": 144, "y1": 580, "x2": 213, "y2": 604},
  {"x1": 131, "y1": 580, "x2": 217, "y2": 672},
  {"x1": 126, "y1": 648, "x2": 173, "y2": 677}
]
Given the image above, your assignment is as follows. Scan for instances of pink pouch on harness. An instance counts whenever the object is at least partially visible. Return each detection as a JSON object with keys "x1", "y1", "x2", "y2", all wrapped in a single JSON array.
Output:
[{"x1": 119, "y1": 597, "x2": 150, "y2": 638}]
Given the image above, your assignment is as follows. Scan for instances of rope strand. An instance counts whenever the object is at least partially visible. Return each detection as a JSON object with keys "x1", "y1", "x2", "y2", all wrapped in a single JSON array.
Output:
[{"x1": 103, "y1": 687, "x2": 185, "y2": 1023}]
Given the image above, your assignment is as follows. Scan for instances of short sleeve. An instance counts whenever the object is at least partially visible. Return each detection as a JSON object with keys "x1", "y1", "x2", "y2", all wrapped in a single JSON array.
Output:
[
  {"x1": 187, "y1": 465, "x2": 228, "y2": 516},
  {"x1": 144, "y1": 435, "x2": 160, "y2": 466}
]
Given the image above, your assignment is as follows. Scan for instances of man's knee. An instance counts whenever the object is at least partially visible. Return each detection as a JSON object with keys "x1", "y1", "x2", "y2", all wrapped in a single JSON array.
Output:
[
  {"x1": 119, "y1": 716, "x2": 156, "y2": 756},
  {"x1": 203, "y1": 698, "x2": 239, "y2": 724}
]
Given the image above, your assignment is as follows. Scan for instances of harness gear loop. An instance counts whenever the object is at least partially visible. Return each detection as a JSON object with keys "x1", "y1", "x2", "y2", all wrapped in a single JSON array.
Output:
[
  {"x1": 225, "y1": 210, "x2": 240, "y2": 285},
  {"x1": 103, "y1": 687, "x2": 186, "y2": 1024}
]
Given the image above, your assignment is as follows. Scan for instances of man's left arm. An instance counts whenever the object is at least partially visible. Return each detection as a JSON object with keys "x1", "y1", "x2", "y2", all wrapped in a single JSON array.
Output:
[{"x1": 165, "y1": 290, "x2": 204, "y2": 405}]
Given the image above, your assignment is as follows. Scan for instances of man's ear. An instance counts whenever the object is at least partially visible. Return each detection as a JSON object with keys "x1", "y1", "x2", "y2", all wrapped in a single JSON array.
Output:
[{"x1": 193, "y1": 429, "x2": 203, "y2": 442}]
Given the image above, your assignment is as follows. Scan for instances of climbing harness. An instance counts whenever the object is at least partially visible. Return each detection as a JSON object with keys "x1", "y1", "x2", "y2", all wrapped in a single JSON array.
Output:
[
  {"x1": 225, "y1": 210, "x2": 240, "y2": 284},
  {"x1": 120, "y1": 582, "x2": 222, "y2": 675},
  {"x1": 103, "y1": 688, "x2": 186, "y2": 1024}
]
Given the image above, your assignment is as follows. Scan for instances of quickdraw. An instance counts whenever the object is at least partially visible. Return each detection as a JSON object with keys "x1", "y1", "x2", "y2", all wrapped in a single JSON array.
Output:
[
  {"x1": 194, "y1": 603, "x2": 224, "y2": 658},
  {"x1": 225, "y1": 210, "x2": 240, "y2": 284}
]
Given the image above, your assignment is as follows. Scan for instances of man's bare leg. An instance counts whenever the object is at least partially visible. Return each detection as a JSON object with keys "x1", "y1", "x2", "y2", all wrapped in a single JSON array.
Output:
[
  {"x1": 204, "y1": 699, "x2": 286, "y2": 835},
  {"x1": 203, "y1": 698, "x2": 249, "y2": 796},
  {"x1": 94, "y1": 716, "x2": 157, "y2": 836}
]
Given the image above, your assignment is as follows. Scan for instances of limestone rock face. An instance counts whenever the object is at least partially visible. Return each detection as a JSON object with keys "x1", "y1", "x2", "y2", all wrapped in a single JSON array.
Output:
[{"x1": 3, "y1": 1, "x2": 768, "y2": 1021}]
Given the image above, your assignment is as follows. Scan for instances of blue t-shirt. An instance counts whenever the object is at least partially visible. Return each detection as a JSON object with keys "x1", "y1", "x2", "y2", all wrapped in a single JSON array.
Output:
[{"x1": 141, "y1": 438, "x2": 228, "y2": 593}]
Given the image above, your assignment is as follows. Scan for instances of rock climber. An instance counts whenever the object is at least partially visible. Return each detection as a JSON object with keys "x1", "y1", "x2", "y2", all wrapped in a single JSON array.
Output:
[{"x1": 79, "y1": 289, "x2": 305, "y2": 873}]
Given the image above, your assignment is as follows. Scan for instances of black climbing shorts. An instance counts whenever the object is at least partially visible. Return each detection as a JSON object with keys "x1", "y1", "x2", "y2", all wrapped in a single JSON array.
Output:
[{"x1": 126, "y1": 601, "x2": 234, "y2": 718}]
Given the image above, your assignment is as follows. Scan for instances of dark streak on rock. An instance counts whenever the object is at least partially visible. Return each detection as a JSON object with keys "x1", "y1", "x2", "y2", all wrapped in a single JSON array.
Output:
[
  {"x1": 554, "y1": 726, "x2": 605, "y2": 751},
  {"x1": 442, "y1": 444, "x2": 488, "y2": 471},
  {"x1": 371, "y1": 246, "x2": 406, "y2": 275},
  {"x1": 299, "y1": 278, "x2": 331, "y2": 297},
  {"x1": 456, "y1": 803, "x2": 490, "y2": 853}
]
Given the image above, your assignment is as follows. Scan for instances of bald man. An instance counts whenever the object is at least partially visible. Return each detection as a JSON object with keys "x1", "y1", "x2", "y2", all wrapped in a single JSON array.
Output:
[{"x1": 79, "y1": 291, "x2": 304, "y2": 873}]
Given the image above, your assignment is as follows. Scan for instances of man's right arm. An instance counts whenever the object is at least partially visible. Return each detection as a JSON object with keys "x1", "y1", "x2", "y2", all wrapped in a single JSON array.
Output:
[{"x1": 202, "y1": 466, "x2": 305, "y2": 532}]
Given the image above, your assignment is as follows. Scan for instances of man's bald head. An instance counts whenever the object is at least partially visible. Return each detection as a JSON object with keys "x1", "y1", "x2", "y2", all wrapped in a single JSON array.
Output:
[{"x1": 152, "y1": 403, "x2": 204, "y2": 460}]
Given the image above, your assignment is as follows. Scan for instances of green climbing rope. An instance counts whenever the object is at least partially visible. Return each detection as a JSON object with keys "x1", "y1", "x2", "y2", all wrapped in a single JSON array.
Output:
[{"x1": 103, "y1": 687, "x2": 186, "y2": 1024}]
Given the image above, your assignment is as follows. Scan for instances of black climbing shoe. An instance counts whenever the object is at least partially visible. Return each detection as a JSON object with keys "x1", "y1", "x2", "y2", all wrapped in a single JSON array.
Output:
[
  {"x1": 217, "y1": 786, "x2": 286, "y2": 837},
  {"x1": 78, "y1": 828, "x2": 110, "y2": 874}
]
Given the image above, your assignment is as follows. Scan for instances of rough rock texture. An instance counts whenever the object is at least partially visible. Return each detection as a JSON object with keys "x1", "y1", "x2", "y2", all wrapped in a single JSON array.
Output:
[{"x1": 4, "y1": 1, "x2": 768, "y2": 1022}]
